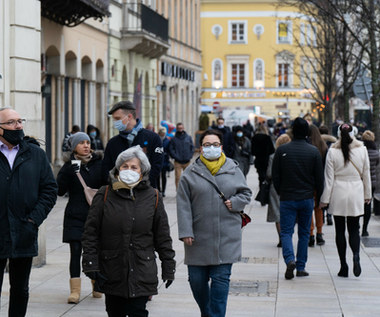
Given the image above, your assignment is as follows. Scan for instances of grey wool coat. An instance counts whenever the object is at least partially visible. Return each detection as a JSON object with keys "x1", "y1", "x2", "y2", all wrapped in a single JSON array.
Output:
[{"x1": 177, "y1": 157, "x2": 252, "y2": 266}]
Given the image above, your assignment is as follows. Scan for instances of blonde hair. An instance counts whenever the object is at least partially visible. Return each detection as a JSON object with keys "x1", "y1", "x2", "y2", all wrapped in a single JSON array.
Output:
[
  {"x1": 362, "y1": 130, "x2": 375, "y2": 141},
  {"x1": 275, "y1": 134, "x2": 291, "y2": 148}
]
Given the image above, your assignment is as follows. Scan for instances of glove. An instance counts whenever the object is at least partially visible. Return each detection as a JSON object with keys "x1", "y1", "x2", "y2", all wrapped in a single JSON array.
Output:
[
  {"x1": 71, "y1": 163, "x2": 80, "y2": 173},
  {"x1": 164, "y1": 279, "x2": 173, "y2": 289},
  {"x1": 84, "y1": 271, "x2": 107, "y2": 292}
]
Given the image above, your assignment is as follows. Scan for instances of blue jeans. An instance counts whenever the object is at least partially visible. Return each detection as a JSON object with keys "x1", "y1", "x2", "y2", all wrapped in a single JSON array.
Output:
[
  {"x1": 280, "y1": 199, "x2": 314, "y2": 271},
  {"x1": 188, "y1": 264, "x2": 232, "y2": 317}
]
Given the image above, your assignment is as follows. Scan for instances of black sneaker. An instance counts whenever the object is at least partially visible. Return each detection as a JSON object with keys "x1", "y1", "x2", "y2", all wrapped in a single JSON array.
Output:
[
  {"x1": 361, "y1": 230, "x2": 369, "y2": 237},
  {"x1": 296, "y1": 270, "x2": 309, "y2": 277},
  {"x1": 327, "y1": 213, "x2": 333, "y2": 225},
  {"x1": 316, "y1": 233, "x2": 325, "y2": 245},
  {"x1": 285, "y1": 260, "x2": 296, "y2": 280}
]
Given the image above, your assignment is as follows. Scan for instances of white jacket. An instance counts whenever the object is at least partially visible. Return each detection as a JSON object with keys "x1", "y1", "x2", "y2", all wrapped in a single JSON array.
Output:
[{"x1": 320, "y1": 138, "x2": 371, "y2": 217}]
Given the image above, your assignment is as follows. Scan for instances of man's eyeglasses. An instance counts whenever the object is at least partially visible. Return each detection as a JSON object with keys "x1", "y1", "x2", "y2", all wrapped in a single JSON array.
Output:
[
  {"x1": 0, "y1": 119, "x2": 26, "y2": 126},
  {"x1": 202, "y1": 142, "x2": 221, "y2": 148}
]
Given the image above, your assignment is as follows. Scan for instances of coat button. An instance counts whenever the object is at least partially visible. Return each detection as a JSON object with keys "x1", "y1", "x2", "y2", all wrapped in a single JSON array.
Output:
[
  {"x1": 131, "y1": 269, "x2": 133, "y2": 272},
  {"x1": 89, "y1": 261, "x2": 92, "y2": 265},
  {"x1": 147, "y1": 256, "x2": 150, "y2": 260}
]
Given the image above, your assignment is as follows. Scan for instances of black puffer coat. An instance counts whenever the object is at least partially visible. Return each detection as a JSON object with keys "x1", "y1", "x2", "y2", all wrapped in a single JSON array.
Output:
[
  {"x1": 82, "y1": 172, "x2": 176, "y2": 299},
  {"x1": 57, "y1": 153, "x2": 103, "y2": 242},
  {"x1": 363, "y1": 140, "x2": 379, "y2": 189}
]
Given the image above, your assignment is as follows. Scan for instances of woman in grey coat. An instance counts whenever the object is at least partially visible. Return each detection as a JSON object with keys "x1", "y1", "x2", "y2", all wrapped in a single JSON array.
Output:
[{"x1": 177, "y1": 130, "x2": 252, "y2": 317}]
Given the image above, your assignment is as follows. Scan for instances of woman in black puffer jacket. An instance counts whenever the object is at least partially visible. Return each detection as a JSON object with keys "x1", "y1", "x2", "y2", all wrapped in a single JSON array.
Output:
[
  {"x1": 57, "y1": 132, "x2": 104, "y2": 304},
  {"x1": 361, "y1": 130, "x2": 380, "y2": 237}
]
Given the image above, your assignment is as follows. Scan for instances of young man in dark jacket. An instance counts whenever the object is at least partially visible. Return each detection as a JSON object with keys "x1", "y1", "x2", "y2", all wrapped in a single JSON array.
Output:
[
  {"x1": 272, "y1": 117, "x2": 324, "y2": 280},
  {"x1": 0, "y1": 107, "x2": 57, "y2": 316},
  {"x1": 168, "y1": 123, "x2": 195, "y2": 189},
  {"x1": 102, "y1": 101, "x2": 163, "y2": 188}
]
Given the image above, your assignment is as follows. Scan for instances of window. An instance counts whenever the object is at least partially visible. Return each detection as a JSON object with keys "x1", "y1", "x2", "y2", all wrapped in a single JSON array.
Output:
[
  {"x1": 253, "y1": 59, "x2": 265, "y2": 88},
  {"x1": 307, "y1": 24, "x2": 312, "y2": 46},
  {"x1": 231, "y1": 64, "x2": 245, "y2": 87},
  {"x1": 300, "y1": 23, "x2": 305, "y2": 46},
  {"x1": 312, "y1": 25, "x2": 317, "y2": 47},
  {"x1": 277, "y1": 21, "x2": 292, "y2": 44},
  {"x1": 228, "y1": 21, "x2": 247, "y2": 44},
  {"x1": 278, "y1": 63, "x2": 289, "y2": 87}
]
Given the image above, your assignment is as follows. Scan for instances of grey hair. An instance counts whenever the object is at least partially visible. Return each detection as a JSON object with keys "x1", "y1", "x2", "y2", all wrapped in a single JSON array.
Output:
[{"x1": 115, "y1": 145, "x2": 151, "y2": 175}]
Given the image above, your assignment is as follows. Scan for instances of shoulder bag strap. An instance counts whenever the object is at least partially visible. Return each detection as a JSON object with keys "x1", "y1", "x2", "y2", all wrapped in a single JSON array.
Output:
[
  {"x1": 104, "y1": 185, "x2": 109, "y2": 202},
  {"x1": 154, "y1": 189, "x2": 159, "y2": 209},
  {"x1": 76, "y1": 172, "x2": 88, "y2": 189},
  {"x1": 207, "y1": 180, "x2": 227, "y2": 202},
  {"x1": 349, "y1": 159, "x2": 363, "y2": 180}
]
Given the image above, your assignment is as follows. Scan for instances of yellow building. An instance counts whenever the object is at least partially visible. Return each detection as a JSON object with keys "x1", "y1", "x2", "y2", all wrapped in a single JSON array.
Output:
[{"x1": 201, "y1": 0, "x2": 317, "y2": 124}]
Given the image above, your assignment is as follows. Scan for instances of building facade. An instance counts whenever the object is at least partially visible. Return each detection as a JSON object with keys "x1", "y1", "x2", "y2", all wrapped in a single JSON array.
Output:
[
  {"x1": 109, "y1": 0, "x2": 202, "y2": 138},
  {"x1": 200, "y1": 0, "x2": 317, "y2": 125}
]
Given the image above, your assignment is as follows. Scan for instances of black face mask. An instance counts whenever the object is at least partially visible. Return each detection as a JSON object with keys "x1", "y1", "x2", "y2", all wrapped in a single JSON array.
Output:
[{"x1": 1, "y1": 128, "x2": 24, "y2": 145}]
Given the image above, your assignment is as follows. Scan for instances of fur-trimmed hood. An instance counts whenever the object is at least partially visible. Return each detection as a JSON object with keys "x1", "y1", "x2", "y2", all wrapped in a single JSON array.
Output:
[
  {"x1": 321, "y1": 134, "x2": 337, "y2": 144},
  {"x1": 331, "y1": 137, "x2": 363, "y2": 149}
]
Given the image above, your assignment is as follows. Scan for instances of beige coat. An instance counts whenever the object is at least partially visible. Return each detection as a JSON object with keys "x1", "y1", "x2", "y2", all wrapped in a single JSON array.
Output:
[{"x1": 320, "y1": 138, "x2": 371, "y2": 217}]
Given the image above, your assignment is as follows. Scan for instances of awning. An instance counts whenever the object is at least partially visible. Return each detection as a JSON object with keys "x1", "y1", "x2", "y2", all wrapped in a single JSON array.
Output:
[{"x1": 40, "y1": 0, "x2": 110, "y2": 27}]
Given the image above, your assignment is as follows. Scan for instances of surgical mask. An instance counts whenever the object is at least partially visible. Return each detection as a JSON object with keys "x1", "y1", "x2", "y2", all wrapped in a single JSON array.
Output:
[
  {"x1": 1, "y1": 128, "x2": 24, "y2": 145},
  {"x1": 217, "y1": 125, "x2": 224, "y2": 129},
  {"x1": 119, "y1": 169, "x2": 141, "y2": 185},
  {"x1": 202, "y1": 146, "x2": 222, "y2": 160},
  {"x1": 114, "y1": 118, "x2": 128, "y2": 131},
  {"x1": 89, "y1": 131, "x2": 97, "y2": 138},
  {"x1": 236, "y1": 132, "x2": 243, "y2": 138}
]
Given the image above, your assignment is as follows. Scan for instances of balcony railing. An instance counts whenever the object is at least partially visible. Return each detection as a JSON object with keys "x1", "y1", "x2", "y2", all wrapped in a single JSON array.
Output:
[{"x1": 121, "y1": 3, "x2": 169, "y2": 58}]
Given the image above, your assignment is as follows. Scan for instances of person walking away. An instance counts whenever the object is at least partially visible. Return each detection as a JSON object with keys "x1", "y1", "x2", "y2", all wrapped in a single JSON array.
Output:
[
  {"x1": 214, "y1": 117, "x2": 235, "y2": 158},
  {"x1": 272, "y1": 118, "x2": 324, "y2": 279},
  {"x1": 251, "y1": 124, "x2": 275, "y2": 185},
  {"x1": 266, "y1": 134, "x2": 291, "y2": 248},
  {"x1": 57, "y1": 132, "x2": 104, "y2": 303},
  {"x1": 360, "y1": 130, "x2": 379, "y2": 236},
  {"x1": 0, "y1": 107, "x2": 57, "y2": 316},
  {"x1": 177, "y1": 130, "x2": 252, "y2": 317},
  {"x1": 168, "y1": 122, "x2": 194, "y2": 190},
  {"x1": 82, "y1": 146, "x2": 175, "y2": 317},
  {"x1": 308, "y1": 125, "x2": 328, "y2": 247},
  {"x1": 158, "y1": 127, "x2": 171, "y2": 197},
  {"x1": 102, "y1": 101, "x2": 163, "y2": 188},
  {"x1": 320, "y1": 124, "x2": 371, "y2": 277},
  {"x1": 87, "y1": 124, "x2": 104, "y2": 154},
  {"x1": 232, "y1": 125, "x2": 252, "y2": 177}
]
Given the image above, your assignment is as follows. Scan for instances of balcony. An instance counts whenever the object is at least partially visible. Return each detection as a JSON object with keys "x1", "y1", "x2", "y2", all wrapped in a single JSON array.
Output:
[
  {"x1": 121, "y1": 3, "x2": 170, "y2": 59},
  {"x1": 40, "y1": 0, "x2": 110, "y2": 27}
]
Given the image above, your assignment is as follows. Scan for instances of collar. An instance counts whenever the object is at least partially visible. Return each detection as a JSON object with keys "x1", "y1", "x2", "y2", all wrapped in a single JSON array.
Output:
[{"x1": 0, "y1": 139, "x2": 20, "y2": 151}]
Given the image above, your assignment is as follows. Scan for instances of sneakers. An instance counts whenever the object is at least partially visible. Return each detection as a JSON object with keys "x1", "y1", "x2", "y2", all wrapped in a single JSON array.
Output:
[
  {"x1": 296, "y1": 270, "x2": 309, "y2": 277},
  {"x1": 316, "y1": 233, "x2": 325, "y2": 245},
  {"x1": 285, "y1": 260, "x2": 296, "y2": 280}
]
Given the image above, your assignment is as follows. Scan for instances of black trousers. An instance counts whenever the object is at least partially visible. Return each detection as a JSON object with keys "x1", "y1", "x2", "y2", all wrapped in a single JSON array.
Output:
[
  {"x1": 157, "y1": 170, "x2": 167, "y2": 194},
  {"x1": 69, "y1": 241, "x2": 82, "y2": 278},
  {"x1": 334, "y1": 215, "x2": 360, "y2": 264},
  {"x1": 0, "y1": 257, "x2": 33, "y2": 317},
  {"x1": 105, "y1": 294, "x2": 149, "y2": 317}
]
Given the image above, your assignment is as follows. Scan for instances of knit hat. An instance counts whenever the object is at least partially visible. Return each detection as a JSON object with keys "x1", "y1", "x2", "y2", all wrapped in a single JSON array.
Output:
[
  {"x1": 70, "y1": 132, "x2": 90, "y2": 152},
  {"x1": 292, "y1": 117, "x2": 309, "y2": 139}
]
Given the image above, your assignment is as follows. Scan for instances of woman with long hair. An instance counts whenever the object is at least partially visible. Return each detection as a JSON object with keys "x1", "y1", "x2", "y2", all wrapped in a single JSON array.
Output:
[
  {"x1": 308, "y1": 125, "x2": 328, "y2": 246},
  {"x1": 320, "y1": 124, "x2": 371, "y2": 277}
]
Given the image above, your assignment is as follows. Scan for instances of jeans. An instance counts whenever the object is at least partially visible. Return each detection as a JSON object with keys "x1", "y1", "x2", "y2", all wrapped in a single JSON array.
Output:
[
  {"x1": 188, "y1": 264, "x2": 232, "y2": 317},
  {"x1": 0, "y1": 257, "x2": 33, "y2": 317},
  {"x1": 105, "y1": 294, "x2": 149, "y2": 317},
  {"x1": 280, "y1": 199, "x2": 314, "y2": 271}
]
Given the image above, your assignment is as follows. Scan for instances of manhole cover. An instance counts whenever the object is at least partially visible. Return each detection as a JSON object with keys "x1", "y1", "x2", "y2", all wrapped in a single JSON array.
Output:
[
  {"x1": 362, "y1": 237, "x2": 380, "y2": 248},
  {"x1": 229, "y1": 280, "x2": 270, "y2": 296}
]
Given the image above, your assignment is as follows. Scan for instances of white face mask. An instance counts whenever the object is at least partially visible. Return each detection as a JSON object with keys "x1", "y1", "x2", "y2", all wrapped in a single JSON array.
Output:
[
  {"x1": 119, "y1": 170, "x2": 141, "y2": 185},
  {"x1": 202, "y1": 146, "x2": 222, "y2": 160}
]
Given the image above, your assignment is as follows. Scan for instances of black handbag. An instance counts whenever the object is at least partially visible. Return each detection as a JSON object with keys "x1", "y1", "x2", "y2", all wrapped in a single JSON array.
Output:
[{"x1": 255, "y1": 179, "x2": 270, "y2": 206}]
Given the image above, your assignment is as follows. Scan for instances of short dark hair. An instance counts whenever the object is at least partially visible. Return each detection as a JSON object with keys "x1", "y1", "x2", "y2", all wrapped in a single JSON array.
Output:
[
  {"x1": 72, "y1": 125, "x2": 80, "y2": 133},
  {"x1": 319, "y1": 125, "x2": 329, "y2": 135},
  {"x1": 176, "y1": 122, "x2": 184, "y2": 128},
  {"x1": 200, "y1": 129, "x2": 223, "y2": 145}
]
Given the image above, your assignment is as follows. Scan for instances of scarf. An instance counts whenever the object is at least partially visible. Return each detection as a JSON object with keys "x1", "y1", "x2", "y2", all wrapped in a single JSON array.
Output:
[
  {"x1": 200, "y1": 152, "x2": 226, "y2": 175},
  {"x1": 74, "y1": 153, "x2": 92, "y2": 165},
  {"x1": 119, "y1": 119, "x2": 143, "y2": 146}
]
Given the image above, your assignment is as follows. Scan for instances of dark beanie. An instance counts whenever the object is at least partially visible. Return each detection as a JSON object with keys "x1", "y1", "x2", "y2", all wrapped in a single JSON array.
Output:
[{"x1": 292, "y1": 117, "x2": 309, "y2": 139}]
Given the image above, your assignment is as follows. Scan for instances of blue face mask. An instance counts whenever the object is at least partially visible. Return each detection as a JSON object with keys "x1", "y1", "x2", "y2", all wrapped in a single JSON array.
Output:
[
  {"x1": 114, "y1": 118, "x2": 128, "y2": 131},
  {"x1": 202, "y1": 146, "x2": 222, "y2": 160},
  {"x1": 236, "y1": 132, "x2": 243, "y2": 138},
  {"x1": 89, "y1": 131, "x2": 97, "y2": 138}
]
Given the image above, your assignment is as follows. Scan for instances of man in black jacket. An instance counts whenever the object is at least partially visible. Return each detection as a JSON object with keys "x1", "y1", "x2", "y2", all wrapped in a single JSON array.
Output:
[
  {"x1": 102, "y1": 101, "x2": 163, "y2": 188},
  {"x1": 214, "y1": 117, "x2": 234, "y2": 158},
  {"x1": 168, "y1": 122, "x2": 194, "y2": 189},
  {"x1": 272, "y1": 117, "x2": 324, "y2": 280},
  {"x1": 0, "y1": 107, "x2": 57, "y2": 316}
]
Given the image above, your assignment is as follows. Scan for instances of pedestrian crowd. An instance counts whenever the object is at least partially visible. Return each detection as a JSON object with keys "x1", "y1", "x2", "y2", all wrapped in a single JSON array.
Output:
[{"x1": 0, "y1": 103, "x2": 378, "y2": 317}]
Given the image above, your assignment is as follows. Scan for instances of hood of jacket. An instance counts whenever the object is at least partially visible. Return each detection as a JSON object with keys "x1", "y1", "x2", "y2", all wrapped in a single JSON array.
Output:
[
  {"x1": 331, "y1": 137, "x2": 362, "y2": 149},
  {"x1": 321, "y1": 134, "x2": 337, "y2": 144}
]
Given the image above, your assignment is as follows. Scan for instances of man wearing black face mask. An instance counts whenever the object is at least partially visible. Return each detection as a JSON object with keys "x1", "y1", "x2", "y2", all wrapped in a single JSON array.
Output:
[
  {"x1": 0, "y1": 107, "x2": 57, "y2": 317},
  {"x1": 168, "y1": 122, "x2": 195, "y2": 190}
]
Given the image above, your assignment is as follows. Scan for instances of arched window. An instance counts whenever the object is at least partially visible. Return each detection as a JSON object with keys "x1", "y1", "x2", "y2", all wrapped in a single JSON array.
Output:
[
  {"x1": 212, "y1": 59, "x2": 223, "y2": 88},
  {"x1": 253, "y1": 59, "x2": 265, "y2": 88}
]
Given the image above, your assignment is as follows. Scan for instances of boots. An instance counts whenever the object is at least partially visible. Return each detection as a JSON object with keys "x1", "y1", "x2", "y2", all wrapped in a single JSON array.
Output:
[
  {"x1": 91, "y1": 280, "x2": 103, "y2": 298},
  {"x1": 316, "y1": 233, "x2": 325, "y2": 246},
  {"x1": 308, "y1": 235, "x2": 315, "y2": 247},
  {"x1": 68, "y1": 278, "x2": 81, "y2": 304}
]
